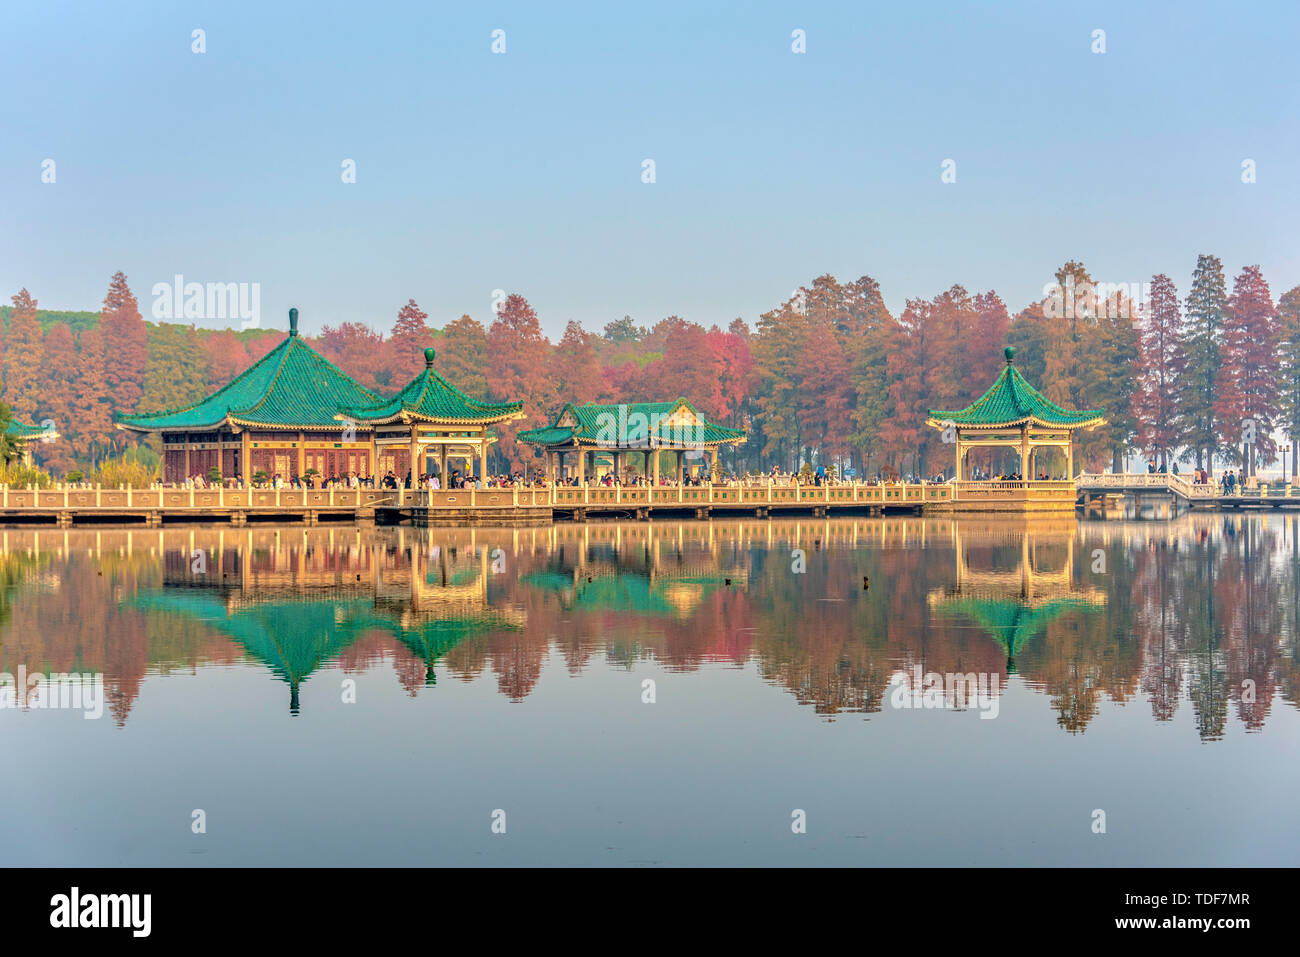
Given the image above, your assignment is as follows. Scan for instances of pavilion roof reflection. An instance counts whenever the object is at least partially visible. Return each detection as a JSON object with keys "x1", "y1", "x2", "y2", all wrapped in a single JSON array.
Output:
[
  {"x1": 522, "y1": 523, "x2": 748, "y2": 619},
  {"x1": 928, "y1": 523, "x2": 1105, "y2": 670},
  {"x1": 138, "y1": 536, "x2": 521, "y2": 712}
]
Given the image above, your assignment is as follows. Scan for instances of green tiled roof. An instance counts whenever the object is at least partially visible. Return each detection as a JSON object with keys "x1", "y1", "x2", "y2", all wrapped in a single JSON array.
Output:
[
  {"x1": 933, "y1": 596, "x2": 1102, "y2": 662},
  {"x1": 117, "y1": 331, "x2": 384, "y2": 432},
  {"x1": 5, "y1": 418, "x2": 49, "y2": 439},
  {"x1": 133, "y1": 586, "x2": 520, "y2": 700},
  {"x1": 522, "y1": 568, "x2": 734, "y2": 619},
  {"x1": 927, "y1": 351, "x2": 1104, "y2": 429},
  {"x1": 338, "y1": 348, "x2": 522, "y2": 425},
  {"x1": 518, "y1": 399, "x2": 746, "y2": 448},
  {"x1": 518, "y1": 426, "x2": 581, "y2": 445}
]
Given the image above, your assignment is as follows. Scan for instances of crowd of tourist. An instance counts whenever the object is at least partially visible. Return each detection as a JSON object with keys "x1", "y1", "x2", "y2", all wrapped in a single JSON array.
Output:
[{"x1": 171, "y1": 462, "x2": 1276, "y2": 496}]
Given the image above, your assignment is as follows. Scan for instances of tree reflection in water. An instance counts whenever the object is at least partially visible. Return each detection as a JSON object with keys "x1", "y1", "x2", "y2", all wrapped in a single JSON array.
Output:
[{"x1": 0, "y1": 514, "x2": 1295, "y2": 738}]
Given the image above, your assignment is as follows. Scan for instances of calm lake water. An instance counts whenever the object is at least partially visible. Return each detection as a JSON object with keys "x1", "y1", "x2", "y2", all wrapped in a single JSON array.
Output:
[{"x1": 1, "y1": 514, "x2": 1297, "y2": 866}]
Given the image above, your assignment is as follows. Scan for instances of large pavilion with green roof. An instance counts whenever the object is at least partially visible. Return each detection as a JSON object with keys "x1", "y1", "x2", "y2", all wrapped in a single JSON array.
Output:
[
  {"x1": 117, "y1": 308, "x2": 384, "y2": 484},
  {"x1": 517, "y1": 399, "x2": 746, "y2": 484},
  {"x1": 927, "y1": 346, "x2": 1105, "y2": 482},
  {"x1": 337, "y1": 346, "x2": 524, "y2": 484},
  {"x1": 117, "y1": 309, "x2": 523, "y2": 486}
]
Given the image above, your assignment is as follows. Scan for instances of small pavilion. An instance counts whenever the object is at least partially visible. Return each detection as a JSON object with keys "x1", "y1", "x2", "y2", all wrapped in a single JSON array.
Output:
[
  {"x1": 337, "y1": 347, "x2": 524, "y2": 482},
  {"x1": 517, "y1": 399, "x2": 746, "y2": 483},
  {"x1": 5, "y1": 418, "x2": 57, "y2": 467},
  {"x1": 926, "y1": 346, "x2": 1104, "y2": 481}
]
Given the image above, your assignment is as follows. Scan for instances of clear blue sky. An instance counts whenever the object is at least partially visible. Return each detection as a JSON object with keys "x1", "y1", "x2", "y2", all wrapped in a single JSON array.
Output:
[{"x1": 3, "y1": 0, "x2": 1298, "y2": 337}]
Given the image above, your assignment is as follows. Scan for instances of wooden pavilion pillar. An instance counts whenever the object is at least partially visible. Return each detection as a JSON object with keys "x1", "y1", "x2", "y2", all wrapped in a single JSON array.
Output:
[
  {"x1": 676, "y1": 450, "x2": 684, "y2": 483},
  {"x1": 613, "y1": 451, "x2": 622, "y2": 483},
  {"x1": 408, "y1": 424, "x2": 420, "y2": 484},
  {"x1": 240, "y1": 430, "x2": 251, "y2": 486},
  {"x1": 1066, "y1": 439, "x2": 1074, "y2": 479},
  {"x1": 1019, "y1": 425, "x2": 1030, "y2": 479},
  {"x1": 577, "y1": 446, "x2": 585, "y2": 484},
  {"x1": 649, "y1": 447, "x2": 658, "y2": 486},
  {"x1": 478, "y1": 439, "x2": 487, "y2": 481},
  {"x1": 298, "y1": 431, "x2": 306, "y2": 480},
  {"x1": 439, "y1": 441, "x2": 448, "y2": 482}
]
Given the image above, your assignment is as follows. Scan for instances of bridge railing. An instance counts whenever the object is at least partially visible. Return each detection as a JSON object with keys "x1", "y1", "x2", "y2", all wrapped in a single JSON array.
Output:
[
  {"x1": 1075, "y1": 472, "x2": 1287, "y2": 500},
  {"x1": 0, "y1": 484, "x2": 401, "y2": 510}
]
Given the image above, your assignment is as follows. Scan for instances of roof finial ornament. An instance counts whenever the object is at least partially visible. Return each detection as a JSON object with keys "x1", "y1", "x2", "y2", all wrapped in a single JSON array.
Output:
[
  {"x1": 424, "y1": 347, "x2": 436, "y2": 367},
  {"x1": 1004, "y1": 345, "x2": 1015, "y2": 365},
  {"x1": 289, "y1": 307, "x2": 299, "y2": 337}
]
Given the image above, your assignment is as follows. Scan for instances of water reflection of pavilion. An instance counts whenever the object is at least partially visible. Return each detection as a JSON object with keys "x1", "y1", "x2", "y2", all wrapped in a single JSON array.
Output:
[
  {"x1": 524, "y1": 522, "x2": 749, "y2": 619},
  {"x1": 139, "y1": 533, "x2": 522, "y2": 712},
  {"x1": 928, "y1": 522, "x2": 1105, "y2": 670}
]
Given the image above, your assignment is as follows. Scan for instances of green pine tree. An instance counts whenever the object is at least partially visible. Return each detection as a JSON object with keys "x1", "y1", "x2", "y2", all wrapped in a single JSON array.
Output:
[{"x1": 1177, "y1": 254, "x2": 1228, "y2": 470}]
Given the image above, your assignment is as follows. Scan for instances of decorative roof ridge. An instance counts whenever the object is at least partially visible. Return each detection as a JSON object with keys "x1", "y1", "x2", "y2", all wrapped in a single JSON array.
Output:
[
  {"x1": 237, "y1": 335, "x2": 385, "y2": 420},
  {"x1": 227, "y1": 334, "x2": 301, "y2": 419},
  {"x1": 420, "y1": 363, "x2": 522, "y2": 413},
  {"x1": 337, "y1": 348, "x2": 523, "y2": 422},
  {"x1": 927, "y1": 348, "x2": 1104, "y2": 425},
  {"x1": 116, "y1": 334, "x2": 292, "y2": 424}
]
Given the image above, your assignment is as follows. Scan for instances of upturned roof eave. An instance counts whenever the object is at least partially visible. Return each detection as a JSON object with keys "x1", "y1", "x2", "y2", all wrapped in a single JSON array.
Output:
[
  {"x1": 925, "y1": 413, "x2": 1107, "y2": 431},
  {"x1": 335, "y1": 405, "x2": 524, "y2": 427}
]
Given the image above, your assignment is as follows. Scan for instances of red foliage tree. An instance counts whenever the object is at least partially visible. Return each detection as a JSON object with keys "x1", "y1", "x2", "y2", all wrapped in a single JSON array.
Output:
[
  {"x1": 99, "y1": 272, "x2": 148, "y2": 428},
  {"x1": 551, "y1": 320, "x2": 603, "y2": 406},
  {"x1": 389, "y1": 299, "x2": 435, "y2": 381},
  {"x1": 73, "y1": 327, "x2": 114, "y2": 465},
  {"x1": 316, "y1": 323, "x2": 387, "y2": 390},
  {"x1": 34, "y1": 323, "x2": 79, "y2": 474},
  {"x1": 487, "y1": 294, "x2": 551, "y2": 469},
  {"x1": 3, "y1": 288, "x2": 43, "y2": 423},
  {"x1": 1134, "y1": 274, "x2": 1185, "y2": 467},
  {"x1": 1216, "y1": 265, "x2": 1278, "y2": 474}
]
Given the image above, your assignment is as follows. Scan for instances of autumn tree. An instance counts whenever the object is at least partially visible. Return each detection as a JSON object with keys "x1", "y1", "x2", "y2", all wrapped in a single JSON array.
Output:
[
  {"x1": 1277, "y1": 286, "x2": 1300, "y2": 478},
  {"x1": 751, "y1": 293, "x2": 809, "y2": 470},
  {"x1": 4, "y1": 289, "x2": 43, "y2": 423},
  {"x1": 1133, "y1": 275, "x2": 1184, "y2": 468},
  {"x1": 142, "y1": 324, "x2": 208, "y2": 421},
  {"x1": 1216, "y1": 265, "x2": 1278, "y2": 475},
  {"x1": 879, "y1": 295, "x2": 933, "y2": 479},
  {"x1": 1040, "y1": 261, "x2": 1093, "y2": 414},
  {"x1": 316, "y1": 323, "x2": 387, "y2": 390},
  {"x1": 73, "y1": 327, "x2": 114, "y2": 465},
  {"x1": 843, "y1": 275, "x2": 897, "y2": 478},
  {"x1": 1085, "y1": 291, "x2": 1141, "y2": 472},
  {"x1": 99, "y1": 272, "x2": 148, "y2": 427},
  {"x1": 33, "y1": 323, "x2": 80, "y2": 473},
  {"x1": 551, "y1": 320, "x2": 603, "y2": 406},
  {"x1": 389, "y1": 299, "x2": 435, "y2": 381},
  {"x1": 795, "y1": 314, "x2": 852, "y2": 464},
  {"x1": 1177, "y1": 254, "x2": 1228, "y2": 470},
  {"x1": 966, "y1": 292, "x2": 1011, "y2": 401},
  {"x1": 438, "y1": 315, "x2": 490, "y2": 398},
  {"x1": 487, "y1": 294, "x2": 550, "y2": 469},
  {"x1": 654, "y1": 316, "x2": 716, "y2": 414}
]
